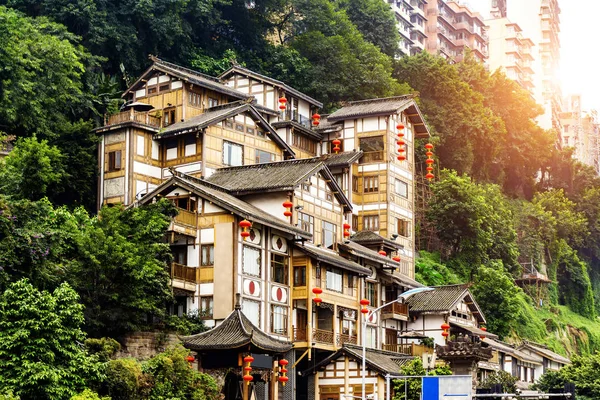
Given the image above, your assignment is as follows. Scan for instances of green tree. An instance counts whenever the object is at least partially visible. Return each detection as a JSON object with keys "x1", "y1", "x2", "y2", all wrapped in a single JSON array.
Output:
[
  {"x1": 392, "y1": 358, "x2": 451, "y2": 400},
  {"x1": 478, "y1": 370, "x2": 517, "y2": 393},
  {"x1": 0, "y1": 280, "x2": 101, "y2": 399},
  {"x1": 471, "y1": 264, "x2": 521, "y2": 338},
  {"x1": 68, "y1": 200, "x2": 176, "y2": 336},
  {"x1": 533, "y1": 189, "x2": 588, "y2": 248},
  {"x1": 415, "y1": 251, "x2": 461, "y2": 286},
  {"x1": 0, "y1": 137, "x2": 68, "y2": 201},
  {"x1": 534, "y1": 353, "x2": 600, "y2": 399}
]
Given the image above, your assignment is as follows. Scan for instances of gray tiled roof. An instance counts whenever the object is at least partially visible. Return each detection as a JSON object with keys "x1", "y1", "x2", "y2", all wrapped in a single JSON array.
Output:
[
  {"x1": 219, "y1": 65, "x2": 323, "y2": 108},
  {"x1": 450, "y1": 321, "x2": 498, "y2": 339},
  {"x1": 126, "y1": 57, "x2": 250, "y2": 101},
  {"x1": 519, "y1": 341, "x2": 570, "y2": 364},
  {"x1": 320, "y1": 151, "x2": 363, "y2": 167},
  {"x1": 326, "y1": 95, "x2": 430, "y2": 138},
  {"x1": 157, "y1": 101, "x2": 249, "y2": 138},
  {"x1": 314, "y1": 115, "x2": 342, "y2": 134},
  {"x1": 138, "y1": 171, "x2": 311, "y2": 240},
  {"x1": 183, "y1": 304, "x2": 292, "y2": 353},
  {"x1": 295, "y1": 242, "x2": 371, "y2": 276},
  {"x1": 406, "y1": 284, "x2": 470, "y2": 313},
  {"x1": 350, "y1": 231, "x2": 402, "y2": 251},
  {"x1": 338, "y1": 240, "x2": 399, "y2": 269},
  {"x1": 205, "y1": 158, "x2": 324, "y2": 194},
  {"x1": 328, "y1": 96, "x2": 415, "y2": 121},
  {"x1": 302, "y1": 344, "x2": 414, "y2": 376}
]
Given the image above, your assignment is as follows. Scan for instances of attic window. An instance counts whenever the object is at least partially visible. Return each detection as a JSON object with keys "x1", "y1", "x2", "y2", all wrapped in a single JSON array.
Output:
[
  {"x1": 159, "y1": 84, "x2": 170, "y2": 92},
  {"x1": 359, "y1": 136, "x2": 384, "y2": 163},
  {"x1": 148, "y1": 87, "x2": 157, "y2": 95}
]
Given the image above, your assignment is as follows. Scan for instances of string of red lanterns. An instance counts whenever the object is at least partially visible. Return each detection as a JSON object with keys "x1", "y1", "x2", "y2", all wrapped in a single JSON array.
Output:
[
  {"x1": 278, "y1": 97, "x2": 287, "y2": 111},
  {"x1": 312, "y1": 287, "x2": 323, "y2": 304},
  {"x1": 360, "y1": 298, "x2": 370, "y2": 315},
  {"x1": 239, "y1": 219, "x2": 252, "y2": 240},
  {"x1": 282, "y1": 200, "x2": 293, "y2": 218},
  {"x1": 441, "y1": 322, "x2": 450, "y2": 340},
  {"x1": 332, "y1": 138, "x2": 341, "y2": 153},
  {"x1": 278, "y1": 359, "x2": 289, "y2": 386},
  {"x1": 425, "y1": 143, "x2": 435, "y2": 181},
  {"x1": 243, "y1": 355, "x2": 254, "y2": 385},
  {"x1": 343, "y1": 223, "x2": 351, "y2": 238},
  {"x1": 312, "y1": 113, "x2": 321, "y2": 127},
  {"x1": 480, "y1": 326, "x2": 487, "y2": 341},
  {"x1": 396, "y1": 122, "x2": 406, "y2": 161}
]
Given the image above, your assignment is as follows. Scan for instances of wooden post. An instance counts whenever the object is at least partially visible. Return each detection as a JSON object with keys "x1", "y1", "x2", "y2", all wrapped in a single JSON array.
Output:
[{"x1": 242, "y1": 378, "x2": 249, "y2": 400}]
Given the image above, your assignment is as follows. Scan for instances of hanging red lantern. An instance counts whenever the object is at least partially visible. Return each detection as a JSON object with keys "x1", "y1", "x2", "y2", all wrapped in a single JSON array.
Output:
[
  {"x1": 312, "y1": 287, "x2": 323, "y2": 303},
  {"x1": 239, "y1": 219, "x2": 252, "y2": 240},
  {"x1": 378, "y1": 250, "x2": 387, "y2": 256},
  {"x1": 284, "y1": 211, "x2": 293, "y2": 217},
  {"x1": 397, "y1": 154, "x2": 406, "y2": 161},
  {"x1": 343, "y1": 230, "x2": 350, "y2": 238},
  {"x1": 244, "y1": 355, "x2": 255, "y2": 363},
  {"x1": 481, "y1": 327, "x2": 487, "y2": 332},
  {"x1": 243, "y1": 355, "x2": 254, "y2": 385},
  {"x1": 186, "y1": 355, "x2": 195, "y2": 363},
  {"x1": 343, "y1": 222, "x2": 351, "y2": 238},
  {"x1": 343, "y1": 223, "x2": 351, "y2": 230},
  {"x1": 426, "y1": 173, "x2": 435, "y2": 180},
  {"x1": 426, "y1": 166, "x2": 434, "y2": 172},
  {"x1": 312, "y1": 113, "x2": 321, "y2": 127},
  {"x1": 397, "y1": 131, "x2": 404, "y2": 138},
  {"x1": 278, "y1": 359, "x2": 289, "y2": 386},
  {"x1": 426, "y1": 151, "x2": 433, "y2": 157},
  {"x1": 360, "y1": 299, "x2": 370, "y2": 307},
  {"x1": 392, "y1": 256, "x2": 401, "y2": 262},
  {"x1": 243, "y1": 375, "x2": 254, "y2": 383},
  {"x1": 244, "y1": 366, "x2": 253, "y2": 372},
  {"x1": 398, "y1": 147, "x2": 405, "y2": 153},
  {"x1": 396, "y1": 123, "x2": 404, "y2": 130},
  {"x1": 425, "y1": 158, "x2": 434, "y2": 165},
  {"x1": 278, "y1": 97, "x2": 287, "y2": 111},
  {"x1": 313, "y1": 297, "x2": 322, "y2": 304},
  {"x1": 397, "y1": 140, "x2": 405, "y2": 146},
  {"x1": 425, "y1": 143, "x2": 434, "y2": 150},
  {"x1": 441, "y1": 331, "x2": 449, "y2": 338},
  {"x1": 282, "y1": 201, "x2": 293, "y2": 218},
  {"x1": 279, "y1": 359, "x2": 289, "y2": 366},
  {"x1": 279, "y1": 376, "x2": 289, "y2": 383},
  {"x1": 332, "y1": 139, "x2": 341, "y2": 153},
  {"x1": 312, "y1": 113, "x2": 321, "y2": 121},
  {"x1": 441, "y1": 323, "x2": 450, "y2": 330},
  {"x1": 361, "y1": 308, "x2": 369, "y2": 315}
]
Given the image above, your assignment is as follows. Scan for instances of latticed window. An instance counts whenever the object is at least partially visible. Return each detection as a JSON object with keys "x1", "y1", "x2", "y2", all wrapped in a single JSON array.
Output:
[
  {"x1": 322, "y1": 221, "x2": 336, "y2": 249},
  {"x1": 242, "y1": 245, "x2": 261, "y2": 276},
  {"x1": 364, "y1": 176, "x2": 379, "y2": 193},
  {"x1": 200, "y1": 296, "x2": 213, "y2": 318},
  {"x1": 201, "y1": 245, "x2": 214, "y2": 266},
  {"x1": 326, "y1": 267, "x2": 343, "y2": 292},
  {"x1": 298, "y1": 212, "x2": 314, "y2": 236},
  {"x1": 366, "y1": 281, "x2": 378, "y2": 306},
  {"x1": 271, "y1": 253, "x2": 288, "y2": 285},
  {"x1": 363, "y1": 215, "x2": 379, "y2": 231}
]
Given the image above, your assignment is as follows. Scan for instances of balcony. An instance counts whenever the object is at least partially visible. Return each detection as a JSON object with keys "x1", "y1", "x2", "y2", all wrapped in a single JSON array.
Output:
[
  {"x1": 359, "y1": 151, "x2": 385, "y2": 164},
  {"x1": 281, "y1": 110, "x2": 312, "y2": 129},
  {"x1": 169, "y1": 207, "x2": 197, "y2": 236},
  {"x1": 105, "y1": 110, "x2": 160, "y2": 128},
  {"x1": 313, "y1": 328, "x2": 335, "y2": 345},
  {"x1": 382, "y1": 343, "x2": 432, "y2": 356},
  {"x1": 381, "y1": 302, "x2": 409, "y2": 320},
  {"x1": 170, "y1": 262, "x2": 198, "y2": 291},
  {"x1": 337, "y1": 333, "x2": 358, "y2": 346}
]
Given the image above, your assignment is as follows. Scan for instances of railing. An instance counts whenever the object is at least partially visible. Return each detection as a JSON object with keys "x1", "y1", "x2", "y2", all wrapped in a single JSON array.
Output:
[
  {"x1": 337, "y1": 333, "x2": 358, "y2": 346},
  {"x1": 106, "y1": 110, "x2": 161, "y2": 128},
  {"x1": 382, "y1": 302, "x2": 409, "y2": 317},
  {"x1": 283, "y1": 110, "x2": 312, "y2": 129},
  {"x1": 293, "y1": 327, "x2": 308, "y2": 342},
  {"x1": 382, "y1": 343, "x2": 432, "y2": 356},
  {"x1": 174, "y1": 208, "x2": 197, "y2": 227},
  {"x1": 313, "y1": 328, "x2": 334, "y2": 344},
  {"x1": 359, "y1": 151, "x2": 384, "y2": 164},
  {"x1": 171, "y1": 263, "x2": 197, "y2": 284}
]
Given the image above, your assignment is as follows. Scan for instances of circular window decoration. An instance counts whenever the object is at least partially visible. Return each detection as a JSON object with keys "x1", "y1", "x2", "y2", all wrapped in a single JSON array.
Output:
[
  {"x1": 247, "y1": 227, "x2": 262, "y2": 245},
  {"x1": 271, "y1": 235, "x2": 288, "y2": 253},
  {"x1": 271, "y1": 286, "x2": 288, "y2": 303},
  {"x1": 243, "y1": 279, "x2": 261, "y2": 297}
]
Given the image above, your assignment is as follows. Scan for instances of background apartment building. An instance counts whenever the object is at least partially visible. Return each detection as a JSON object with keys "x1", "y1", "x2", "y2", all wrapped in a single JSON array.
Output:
[{"x1": 559, "y1": 95, "x2": 600, "y2": 173}]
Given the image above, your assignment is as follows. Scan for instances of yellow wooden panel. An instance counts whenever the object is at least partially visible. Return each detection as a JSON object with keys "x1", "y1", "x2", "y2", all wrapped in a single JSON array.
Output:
[{"x1": 199, "y1": 267, "x2": 214, "y2": 283}]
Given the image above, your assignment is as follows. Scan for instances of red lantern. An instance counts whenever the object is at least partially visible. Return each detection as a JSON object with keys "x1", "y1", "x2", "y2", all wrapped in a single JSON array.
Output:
[
  {"x1": 378, "y1": 250, "x2": 387, "y2": 256},
  {"x1": 280, "y1": 368, "x2": 288, "y2": 374},
  {"x1": 398, "y1": 147, "x2": 405, "y2": 153},
  {"x1": 426, "y1": 151, "x2": 433, "y2": 157},
  {"x1": 312, "y1": 119, "x2": 320, "y2": 127},
  {"x1": 481, "y1": 327, "x2": 487, "y2": 332},
  {"x1": 244, "y1": 355, "x2": 255, "y2": 363},
  {"x1": 396, "y1": 123, "x2": 405, "y2": 130},
  {"x1": 441, "y1": 331, "x2": 449, "y2": 338},
  {"x1": 279, "y1": 359, "x2": 289, "y2": 366},
  {"x1": 332, "y1": 139, "x2": 341, "y2": 153},
  {"x1": 279, "y1": 376, "x2": 289, "y2": 383},
  {"x1": 426, "y1": 166, "x2": 434, "y2": 172},
  {"x1": 392, "y1": 256, "x2": 401, "y2": 262},
  {"x1": 284, "y1": 211, "x2": 293, "y2": 217},
  {"x1": 425, "y1": 158, "x2": 434, "y2": 164},
  {"x1": 360, "y1": 299, "x2": 370, "y2": 307},
  {"x1": 397, "y1": 140, "x2": 405, "y2": 146},
  {"x1": 343, "y1": 230, "x2": 351, "y2": 238},
  {"x1": 186, "y1": 355, "x2": 195, "y2": 363},
  {"x1": 278, "y1": 97, "x2": 287, "y2": 111},
  {"x1": 425, "y1": 143, "x2": 434, "y2": 150},
  {"x1": 239, "y1": 219, "x2": 252, "y2": 240},
  {"x1": 243, "y1": 375, "x2": 254, "y2": 383},
  {"x1": 361, "y1": 308, "x2": 369, "y2": 314},
  {"x1": 312, "y1": 287, "x2": 323, "y2": 295},
  {"x1": 312, "y1": 113, "x2": 321, "y2": 120},
  {"x1": 397, "y1": 131, "x2": 405, "y2": 138},
  {"x1": 397, "y1": 155, "x2": 406, "y2": 161},
  {"x1": 313, "y1": 297, "x2": 322, "y2": 304},
  {"x1": 441, "y1": 323, "x2": 450, "y2": 330},
  {"x1": 343, "y1": 223, "x2": 351, "y2": 230},
  {"x1": 426, "y1": 173, "x2": 435, "y2": 180},
  {"x1": 244, "y1": 366, "x2": 253, "y2": 372},
  {"x1": 282, "y1": 201, "x2": 293, "y2": 209}
]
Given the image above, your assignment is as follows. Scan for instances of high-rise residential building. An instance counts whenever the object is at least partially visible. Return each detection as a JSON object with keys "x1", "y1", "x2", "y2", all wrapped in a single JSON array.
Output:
[
  {"x1": 559, "y1": 95, "x2": 600, "y2": 173},
  {"x1": 387, "y1": 0, "x2": 488, "y2": 62},
  {"x1": 492, "y1": 0, "x2": 562, "y2": 131},
  {"x1": 486, "y1": 18, "x2": 535, "y2": 96},
  {"x1": 423, "y1": 0, "x2": 488, "y2": 63}
]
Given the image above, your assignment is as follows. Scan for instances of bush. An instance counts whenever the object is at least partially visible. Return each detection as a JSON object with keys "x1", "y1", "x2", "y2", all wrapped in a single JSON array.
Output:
[
  {"x1": 479, "y1": 371, "x2": 518, "y2": 393},
  {"x1": 70, "y1": 389, "x2": 110, "y2": 400},
  {"x1": 102, "y1": 359, "x2": 143, "y2": 400},
  {"x1": 85, "y1": 338, "x2": 121, "y2": 362}
]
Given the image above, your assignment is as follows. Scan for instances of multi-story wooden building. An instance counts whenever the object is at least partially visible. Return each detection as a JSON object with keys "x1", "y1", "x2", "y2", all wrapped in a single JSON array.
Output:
[{"x1": 94, "y1": 57, "x2": 440, "y2": 400}]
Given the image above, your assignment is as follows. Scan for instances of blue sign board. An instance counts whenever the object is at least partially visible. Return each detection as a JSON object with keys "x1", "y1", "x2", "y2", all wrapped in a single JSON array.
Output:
[{"x1": 422, "y1": 376, "x2": 471, "y2": 400}]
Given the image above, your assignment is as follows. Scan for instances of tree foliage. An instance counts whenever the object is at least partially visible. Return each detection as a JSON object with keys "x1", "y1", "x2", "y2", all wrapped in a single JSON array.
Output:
[
  {"x1": 392, "y1": 358, "x2": 451, "y2": 400},
  {"x1": 0, "y1": 280, "x2": 101, "y2": 399}
]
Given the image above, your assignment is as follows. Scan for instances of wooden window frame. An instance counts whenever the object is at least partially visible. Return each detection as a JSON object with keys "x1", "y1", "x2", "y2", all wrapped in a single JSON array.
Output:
[
  {"x1": 364, "y1": 176, "x2": 379, "y2": 193},
  {"x1": 271, "y1": 252, "x2": 289, "y2": 285},
  {"x1": 107, "y1": 150, "x2": 122, "y2": 172},
  {"x1": 363, "y1": 215, "x2": 379, "y2": 231},
  {"x1": 201, "y1": 244, "x2": 215, "y2": 266}
]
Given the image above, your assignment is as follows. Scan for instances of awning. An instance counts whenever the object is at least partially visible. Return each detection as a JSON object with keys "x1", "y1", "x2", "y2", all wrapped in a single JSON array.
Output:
[
  {"x1": 450, "y1": 322, "x2": 498, "y2": 339},
  {"x1": 295, "y1": 243, "x2": 371, "y2": 276}
]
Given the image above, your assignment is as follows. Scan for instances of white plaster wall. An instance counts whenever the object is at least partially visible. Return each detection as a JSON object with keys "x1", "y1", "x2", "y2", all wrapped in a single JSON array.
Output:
[
  {"x1": 244, "y1": 193, "x2": 289, "y2": 222},
  {"x1": 133, "y1": 161, "x2": 161, "y2": 179},
  {"x1": 152, "y1": 141, "x2": 159, "y2": 160},
  {"x1": 407, "y1": 314, "x2": 445, "y2": 346},
  {"x1": 200, "y1": 228, "x2": 215, "y2": 244},
  {"x1": 104, "y1": 177, "x2": 125, "y2": 198}
]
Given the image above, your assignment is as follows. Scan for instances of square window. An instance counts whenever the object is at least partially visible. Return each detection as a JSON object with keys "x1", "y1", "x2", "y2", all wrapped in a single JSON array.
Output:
[
  {"x1": 223, "y1": 141, "x2": 243, "y2": 166},
  {"x1": 326, "y1": 267, "x2": 343, "y2": 292},
  {"x1": 242, "y1": 245, "x2": 261, "y2": 276},
  {"x1": 108, "y1": 150, "x2": 122, "y2": 172},
  {"x1": 235, "y1": 123, "x2": 245, "y2": 132},
  {"x1": 364, "y1": 176, "x2": 379, "y2": 193},
  {"x1": 255, "y1": 149, "x2": 276, "y2": 164},
  {"x1": 298, "y1": 213, "x2": 314, "y2": 236},
  {"x1": 201, "y1": 245, "x2": 214, "y2": 266},
  {"x1": 208, "y1": 98, "x2": 219, "y2": 108},
  {"x1": 395, "y1": 179, "x2": 408, "y2": 198},
  {"x1": 397, "y1": 219, "x2": 410, "y2": 237}
]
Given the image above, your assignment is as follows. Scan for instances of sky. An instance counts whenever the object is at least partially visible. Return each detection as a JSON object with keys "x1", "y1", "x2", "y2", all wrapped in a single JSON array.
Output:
[{"x1": 466, "y1": 0, "x2": 600, "y2": 112}]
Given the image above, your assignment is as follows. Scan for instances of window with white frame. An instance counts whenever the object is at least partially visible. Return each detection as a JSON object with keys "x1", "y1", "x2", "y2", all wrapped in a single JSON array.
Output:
[
  {"x1": 365, "y1": 326, "x2": 377, "y2": 348},
  {"x1": 298, "y1": 212, "x2": 314, "y2": 236},
  {"x1": 200, "y1": 296, "x2": 213, "y2": 318},
  {"x1": 271, "y1": 305, "x2": 288, "y2": 335},
  {"x1": 242, "y1": 245, "x2": 261, "y2": 276},
  {"x1": 242, "y1": 299, "x2": 260, "y2": 327},
  {"x1": 395, "y1": 179, "x2": 408, "y2": 198},
  {"x1": 223, "y1": 141, "x2": 243, "y2": 166},
  {"x1": 322, "y1": 221, "x2": 336, "y2": 249},
  {"x1": 326, "y1": 267, "x2": 343, "y2": 292}
]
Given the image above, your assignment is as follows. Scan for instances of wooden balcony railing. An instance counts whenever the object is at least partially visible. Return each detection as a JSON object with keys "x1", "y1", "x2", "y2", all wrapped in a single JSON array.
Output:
[
  {"x1": 336, "y1": 333, "x2": 358, "y2": 346},
  {"x1": 382, "y1": 302, "x2": 409, "y2": 317},
  {"x1": 313, "y1": 328, "x2": 334, "y2": 344},
  {"x1": 359, "y1": 151, "x2": 384, "y2": 164},
  {"x1": 106, "y1": 110, "x2": 160, "y2": 128},
  {"x1": 293, "y1": 327, "x2": 308, "y2": 342},
  {"x1": 381, "y1": 343, "x2": 432, "y2": 357},
  {"x1": 171, "y1": 263, "x2": 197, "y2": 284},
  {"x1": 174, "y1": 208, "x2": 197, "y2": 227}
]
